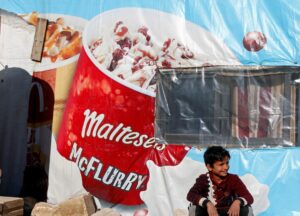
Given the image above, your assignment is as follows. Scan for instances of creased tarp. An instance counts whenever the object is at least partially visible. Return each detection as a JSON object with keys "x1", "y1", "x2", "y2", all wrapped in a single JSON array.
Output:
[
  {"x1": 0, "y1": 0, "x2": 300, "y2": 215},
  {"x1": 1, "y1": 0, "x2": 300, "y2": 65}
]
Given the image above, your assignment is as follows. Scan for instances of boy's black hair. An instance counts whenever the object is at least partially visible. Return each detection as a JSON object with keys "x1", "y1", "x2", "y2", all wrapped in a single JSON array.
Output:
[{"x1": 204, "y1": 146, "x2": 230, "y2": 166}]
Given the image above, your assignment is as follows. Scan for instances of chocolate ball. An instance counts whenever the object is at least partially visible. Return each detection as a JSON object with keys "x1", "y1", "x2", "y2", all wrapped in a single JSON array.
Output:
[{"x1": 243, "y1": 31, "x2": 267, "y2": 52}]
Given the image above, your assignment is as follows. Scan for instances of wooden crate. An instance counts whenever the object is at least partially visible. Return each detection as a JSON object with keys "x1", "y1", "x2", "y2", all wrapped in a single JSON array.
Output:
[{"x1": 0, "y1": 196, "x2": 23, "y2": 216}]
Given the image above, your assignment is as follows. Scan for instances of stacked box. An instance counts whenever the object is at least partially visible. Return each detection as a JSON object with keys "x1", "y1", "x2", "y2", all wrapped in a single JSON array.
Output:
[{"x1": 0, "y1": 197, "x2": 23, "y2": 216}]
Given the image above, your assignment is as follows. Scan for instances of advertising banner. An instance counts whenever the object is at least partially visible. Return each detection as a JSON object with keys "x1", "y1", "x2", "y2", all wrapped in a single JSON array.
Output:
[{"x1": 1, "y1": 0, "x2": 300, "y2": 215}]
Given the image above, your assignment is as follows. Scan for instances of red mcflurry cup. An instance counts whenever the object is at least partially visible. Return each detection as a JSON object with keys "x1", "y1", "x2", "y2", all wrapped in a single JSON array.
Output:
[{"x1": 56, "y1": 8, "x2": 189, "y2": 205}]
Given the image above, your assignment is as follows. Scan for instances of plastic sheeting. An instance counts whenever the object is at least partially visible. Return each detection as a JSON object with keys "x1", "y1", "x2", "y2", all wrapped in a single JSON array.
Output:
[
  {"x1": 0, "y1": 0, "x2": 300, "y2": 215},
  {"x1": 155, "y1": 66, "x2": 300, "y2": 148}
]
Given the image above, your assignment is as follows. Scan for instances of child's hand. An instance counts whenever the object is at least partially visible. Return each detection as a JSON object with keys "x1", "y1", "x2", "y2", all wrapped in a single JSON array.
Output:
[
  {"x1": 227, "y1": 199, "x2": 241, "y2": 216},
  {"x1": 207, "y1": 202, "x2": 219, "y2": 216}
]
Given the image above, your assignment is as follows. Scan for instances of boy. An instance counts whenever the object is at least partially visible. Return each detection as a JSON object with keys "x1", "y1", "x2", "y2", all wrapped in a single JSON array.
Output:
[{"x1": 187, "y1": 146, "x2": 253, "y2": 216}]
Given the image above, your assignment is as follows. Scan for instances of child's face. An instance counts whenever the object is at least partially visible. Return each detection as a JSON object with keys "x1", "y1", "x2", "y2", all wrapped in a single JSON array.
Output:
[{"x1": 206, "y1": 156, "x2": 230, "y2": 179}]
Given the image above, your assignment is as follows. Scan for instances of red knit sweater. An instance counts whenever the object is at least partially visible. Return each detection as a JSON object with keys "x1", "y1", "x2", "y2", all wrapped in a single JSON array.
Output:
[{"x1": 187, "y1": 172, "x2": 254, "y2": 209}]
